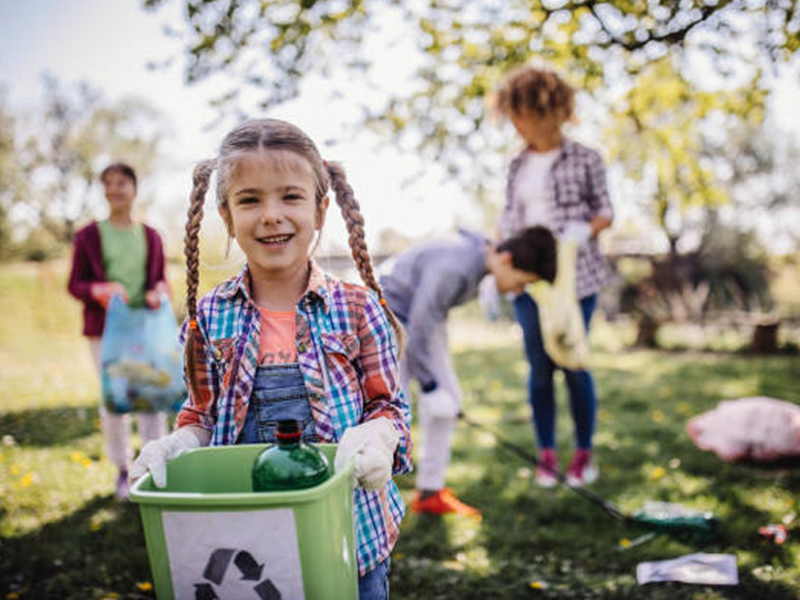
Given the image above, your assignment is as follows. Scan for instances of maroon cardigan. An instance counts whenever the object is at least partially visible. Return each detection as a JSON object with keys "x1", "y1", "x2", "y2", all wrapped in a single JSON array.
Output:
[{"x1": 67, "y1": 221, "x2": 167, "y2": 337}]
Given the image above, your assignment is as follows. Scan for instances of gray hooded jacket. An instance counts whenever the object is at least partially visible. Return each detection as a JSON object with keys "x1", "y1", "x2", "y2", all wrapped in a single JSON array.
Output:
[{"x1": 380, "y1": 230, "x2": 489, "y2": 390}]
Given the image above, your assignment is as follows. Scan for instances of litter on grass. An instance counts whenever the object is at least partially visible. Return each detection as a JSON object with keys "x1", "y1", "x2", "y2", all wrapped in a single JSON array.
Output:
[{"x1": 637, "y1": 553, "x2": 738, "y2": 585}]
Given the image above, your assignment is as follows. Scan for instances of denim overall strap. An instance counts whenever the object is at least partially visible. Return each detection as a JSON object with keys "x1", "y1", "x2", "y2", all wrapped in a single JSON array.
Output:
[{"x1": 239, "y1": 363, "x2": 318, "y2": 444}]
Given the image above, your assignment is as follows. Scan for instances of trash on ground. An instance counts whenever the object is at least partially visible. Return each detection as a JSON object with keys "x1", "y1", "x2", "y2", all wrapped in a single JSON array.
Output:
[
  {"x1": 687, "y1": 397, "x2": 800, "y2": 462},
  {"x1": 631, "y1": 501, "x2": 719, "y2": 543},
  {"x1": 758, "y1": 524, "x2": 788, "y2": 545},
  {"x1": 637, "y1": 553, "x2": 738, "y2": 585}
]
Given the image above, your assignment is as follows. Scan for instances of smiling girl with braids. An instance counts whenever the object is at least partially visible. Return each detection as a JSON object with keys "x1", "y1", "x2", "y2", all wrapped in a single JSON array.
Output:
[{"x1": 131, "y1": 119, "x2": 411, "y2": 598}]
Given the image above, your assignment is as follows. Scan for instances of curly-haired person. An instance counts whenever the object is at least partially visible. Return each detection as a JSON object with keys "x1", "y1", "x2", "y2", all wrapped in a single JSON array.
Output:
[{"x1": 491, "y1": 65, "x2": 614, "y2": 487}]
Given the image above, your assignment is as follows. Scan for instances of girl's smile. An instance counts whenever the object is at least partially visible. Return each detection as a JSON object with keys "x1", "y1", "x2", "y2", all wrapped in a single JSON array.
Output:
[
  {"x1": 221, "y1": 148, "x2": 329, "y2": 301},
  {"x1": 256, "y1": 233, "x2": 294, "y2": 248}
]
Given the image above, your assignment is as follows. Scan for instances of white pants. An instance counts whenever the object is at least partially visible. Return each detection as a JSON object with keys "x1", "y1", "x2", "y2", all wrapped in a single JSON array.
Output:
[
  {"x1": 89, "y1": 338, "x2": 169, "y2": 470},
  {"x1": 403, "y1": 321, "x2": 461, "y2": 491}
]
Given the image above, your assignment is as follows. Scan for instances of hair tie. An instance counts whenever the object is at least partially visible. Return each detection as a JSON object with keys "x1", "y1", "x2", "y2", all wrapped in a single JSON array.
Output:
[
  {"x1": 379, "y1": 297, "x2": 387, "y2": 307},
  {"x1": 189, "y1": 319, "x2": 198, "y2": 330}
]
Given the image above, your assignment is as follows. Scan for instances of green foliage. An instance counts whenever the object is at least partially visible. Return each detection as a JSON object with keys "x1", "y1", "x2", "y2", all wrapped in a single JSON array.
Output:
[
  {"x1": 0, "y1": 91, "x2": 27, "y2": 259},
  {"x1": 605, "y1": 57, "x2": 767, "y2": 250},
  {"x1": 2, "y1": 262, "x2": 800, "y2": 597},
  {"x1": 11, "y1": 228, "x2": 65, "y2": 262},
  {"x1": 1, "y1": 75, "x2": 167, "y2": 254},
  {"x1": 143, "y1": 0, "x2": 800, "y2": 232},
  {"x1": 695, "y1": 222, "x2": 773, "y2": 312}
]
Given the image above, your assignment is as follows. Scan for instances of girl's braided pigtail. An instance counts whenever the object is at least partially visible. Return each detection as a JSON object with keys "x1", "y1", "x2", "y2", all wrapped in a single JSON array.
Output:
[
  {"x1": 326, "y1": 161, "x2": 405, "y2": 351},
  {"x1": 184, "y1": 159, "x2": 217, "y2": 400}
]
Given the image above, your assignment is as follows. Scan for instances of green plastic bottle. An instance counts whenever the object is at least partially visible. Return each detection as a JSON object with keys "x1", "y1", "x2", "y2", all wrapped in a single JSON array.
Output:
[{"x1": 251, "y1": 420, "x2": 331, "y2": 491}]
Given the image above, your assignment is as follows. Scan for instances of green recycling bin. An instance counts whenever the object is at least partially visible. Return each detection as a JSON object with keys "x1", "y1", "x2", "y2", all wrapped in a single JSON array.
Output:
[{"x1": 130, "y1": 443, "x2": 357, "y2": 600}]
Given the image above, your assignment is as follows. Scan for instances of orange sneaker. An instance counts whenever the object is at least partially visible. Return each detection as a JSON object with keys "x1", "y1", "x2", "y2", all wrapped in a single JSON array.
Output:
[{"x1": 411, "y1": 488, "x2": 482, "y2": 518}]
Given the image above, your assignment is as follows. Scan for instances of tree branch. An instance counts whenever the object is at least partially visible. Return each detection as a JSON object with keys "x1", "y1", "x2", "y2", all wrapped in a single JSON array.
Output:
[{"x1": 584, "y1": 0, "x2": 736, "y2": 52}]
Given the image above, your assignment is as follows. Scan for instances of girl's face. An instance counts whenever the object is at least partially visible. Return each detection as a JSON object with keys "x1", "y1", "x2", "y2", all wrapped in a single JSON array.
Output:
[
  {"x1": 222, "y1": 149, "x2": 328, "y2": 282},
  {"x1": 102, "y1": 171, "x2": 136, "y2": 215},
  {"x1": 510, "y1": 107, "x2": 562, "y2": 147}
]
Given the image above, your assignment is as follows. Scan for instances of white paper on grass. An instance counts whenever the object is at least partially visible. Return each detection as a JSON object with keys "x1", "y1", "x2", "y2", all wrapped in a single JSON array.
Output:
[
  {"x1": 637, "y1": 553, "x2": 738, "y2": 585},
  {"x1": 162, "y1": 509, "x2": 305, "y2": 599}
]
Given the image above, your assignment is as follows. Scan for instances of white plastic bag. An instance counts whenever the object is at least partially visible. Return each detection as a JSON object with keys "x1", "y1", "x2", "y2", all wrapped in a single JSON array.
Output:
[{"x1": 686, "y1": 397, "x2": 800, "y2": 461}]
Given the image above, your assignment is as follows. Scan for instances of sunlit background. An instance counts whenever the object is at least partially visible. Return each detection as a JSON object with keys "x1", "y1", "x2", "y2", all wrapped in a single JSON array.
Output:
[{"x1": 1, "y1": 1, "x2": 800, "y2": 598}]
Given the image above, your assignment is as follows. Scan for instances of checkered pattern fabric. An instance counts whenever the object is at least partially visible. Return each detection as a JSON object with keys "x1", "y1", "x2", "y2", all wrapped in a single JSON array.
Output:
[
  {"x1": 499, "y1": 138, "x2": 614, "y2": 299},
  {"x1": 175, "y1": 262, "x2": 412, "y2": 575}
]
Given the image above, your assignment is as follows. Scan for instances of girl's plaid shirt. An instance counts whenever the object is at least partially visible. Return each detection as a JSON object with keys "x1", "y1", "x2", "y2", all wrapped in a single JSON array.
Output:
[
  {"x1": 499, "y1": 137, "x2": 615, "y2": 299},
  {"x1": 175, "y1": 262, "x2": 412, "y2": 576}
]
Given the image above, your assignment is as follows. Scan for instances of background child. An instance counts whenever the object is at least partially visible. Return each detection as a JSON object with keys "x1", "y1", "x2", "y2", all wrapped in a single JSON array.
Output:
[
  {"x1": 491, "y1": 65, "x2": 614, "y2": 487},
  {"x1": 67, "y1": 162, "x2": 170, "y2": 501},
  {"x1": 130, "y1": 119, "x2": 412, "y2": 599},
  {"x1": 381, "y1": 227, "x2": 556, "y2": 516}
]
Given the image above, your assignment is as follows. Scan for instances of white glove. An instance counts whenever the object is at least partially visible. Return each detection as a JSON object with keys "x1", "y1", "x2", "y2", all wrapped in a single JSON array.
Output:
[
  {"x1": 334, "y1": 418, "x2": 400, "y2": 491},
  {"x1": 561, "y1": 221, "x2": 593, "y2": 245},
  {"x1": 130, "y1": 426, "x2": 211, "y2": 488},
  {"x1": 420, "y1": 387, "x2": 460, "y2": 420}
]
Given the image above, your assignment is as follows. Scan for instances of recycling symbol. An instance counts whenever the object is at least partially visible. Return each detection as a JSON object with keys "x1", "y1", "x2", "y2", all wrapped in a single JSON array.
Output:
[{"x1": 195, "y1": 548, "x2": 283, "y2": 600}]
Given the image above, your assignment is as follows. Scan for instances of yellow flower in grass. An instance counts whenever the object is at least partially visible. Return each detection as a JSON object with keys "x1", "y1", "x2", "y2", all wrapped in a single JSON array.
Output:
[
  {"x1": 136, "y1": 582, "x2": 153, "y2": 592},
  {"x1": 70, "y1": 451, "x2": 84, "y2": 463},
  {"x1": 619, "y1": 538, "x2": 632, "y2": 548},
  {"x1": 529, "y1": 581, "x2": 548, "y2": 589},
  {"x1": 82, "y1": 458, "x2": 92, "y2": 468},
  {"x1": 650, "y1": 467, "x2": 666, "y2": 480},
  {"x1": 651, "y1": 409, "x2": 665, "y2": 423},
  {"x1": 19, "y1": 473, "x2": 34, "y2": 487}
]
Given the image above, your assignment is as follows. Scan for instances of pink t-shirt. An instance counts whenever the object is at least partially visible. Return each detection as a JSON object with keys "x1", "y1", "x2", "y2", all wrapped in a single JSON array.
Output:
[{"x1": 257, "y1": 307, "x2": 297, "y2": 365}]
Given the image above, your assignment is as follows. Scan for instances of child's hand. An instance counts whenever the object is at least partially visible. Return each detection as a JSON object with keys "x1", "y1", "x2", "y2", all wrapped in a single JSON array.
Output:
[
  {"x1": 130, "y1": 426, "x2": 211, "y2": 488},
  {"x1": 334, "y1": 418, "x2": 400, "y2": 491},
  {"x1": 90, "y1": 282, "x2": 129, "y2": 308},
  {"x1": 144, "y1": 281, "x2": 170, "y2": 309}
]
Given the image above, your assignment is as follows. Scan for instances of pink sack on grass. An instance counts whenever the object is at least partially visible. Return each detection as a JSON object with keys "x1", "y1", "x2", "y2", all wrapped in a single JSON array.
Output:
[{"x1": 686, "y1": 397, "x2": 800, "y2": 462}]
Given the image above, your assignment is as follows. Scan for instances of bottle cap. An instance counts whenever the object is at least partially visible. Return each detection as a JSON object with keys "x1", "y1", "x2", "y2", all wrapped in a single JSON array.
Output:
[{"x1": 276, "y1": 419, "x2": 302, "y2": 441}]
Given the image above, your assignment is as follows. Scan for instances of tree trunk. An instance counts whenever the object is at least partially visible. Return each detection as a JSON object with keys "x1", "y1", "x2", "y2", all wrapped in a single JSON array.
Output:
[
  {"x1": 636, "y1": 316, "x2": 660, "y2": 348},
  {"x1": 752, "y1": 319, "x2": 780, "y2": 354}
]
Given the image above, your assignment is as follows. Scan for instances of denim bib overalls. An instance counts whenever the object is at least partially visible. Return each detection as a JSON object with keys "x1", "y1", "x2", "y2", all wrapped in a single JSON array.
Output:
[{"x1": 238, "y1": 363, "x2": 317, "y2": 444}]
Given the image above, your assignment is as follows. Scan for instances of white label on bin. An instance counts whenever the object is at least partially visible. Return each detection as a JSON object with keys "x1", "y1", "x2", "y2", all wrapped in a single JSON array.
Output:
[{"x1": 162, "y1": 508, "x2": 305, "y2": 599}]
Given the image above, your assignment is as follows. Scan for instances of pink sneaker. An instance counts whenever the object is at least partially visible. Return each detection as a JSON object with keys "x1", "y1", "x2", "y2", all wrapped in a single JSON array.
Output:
[
  {"x1": 535, "y1": 448, "x2": 559, "y2": 488},
  {"x1": 566, "y1": 449, "x2": 598, "y2": 487}
]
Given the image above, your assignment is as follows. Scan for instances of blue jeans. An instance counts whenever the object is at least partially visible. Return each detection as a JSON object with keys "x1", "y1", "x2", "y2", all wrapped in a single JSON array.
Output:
[
  {"x1": 239, "y1": 364, "x2": 317, "y2": 444},
  {"x1": 359, "y1": 559, "x2": 390, "y2": 600},
  {"x1": 513, "y1": 293, "x2": 598, "y2": 450}
]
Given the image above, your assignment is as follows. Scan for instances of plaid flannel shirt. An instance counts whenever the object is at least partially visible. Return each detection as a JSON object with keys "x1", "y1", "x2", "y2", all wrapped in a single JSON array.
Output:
[
  {"x1": 175, "y1": 262, "x2": 412, "y2": 576},
  {"x1": 499, "y1": 138, "x2": 614, "y2": 299}
]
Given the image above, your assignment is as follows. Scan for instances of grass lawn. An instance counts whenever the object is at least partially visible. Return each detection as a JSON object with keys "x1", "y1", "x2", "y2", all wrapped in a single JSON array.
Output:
[{"x1": 1, "y1": 261, "x2": 799, "y2": 599}]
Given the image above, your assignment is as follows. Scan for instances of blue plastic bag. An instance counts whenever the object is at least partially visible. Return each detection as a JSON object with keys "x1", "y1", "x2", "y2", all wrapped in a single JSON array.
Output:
[{"x1": 100, "y1": 296, "x2": 185, "y2": 414}]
